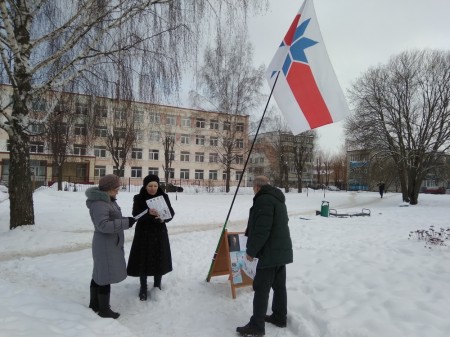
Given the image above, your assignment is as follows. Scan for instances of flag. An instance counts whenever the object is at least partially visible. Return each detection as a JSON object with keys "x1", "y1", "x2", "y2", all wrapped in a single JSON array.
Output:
[{"x1": 266, "y1": 0, "x2": 349, "y2": 135}]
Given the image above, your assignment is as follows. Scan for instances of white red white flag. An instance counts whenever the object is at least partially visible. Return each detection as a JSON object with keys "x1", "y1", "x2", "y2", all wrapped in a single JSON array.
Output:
[{"x1": 266, "y1": 0, "x2": 349, "y2": 135}]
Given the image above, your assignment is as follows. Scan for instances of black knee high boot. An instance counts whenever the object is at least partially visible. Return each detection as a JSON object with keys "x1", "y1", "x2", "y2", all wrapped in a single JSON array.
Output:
[
  {"x1": 89, "y1": 279, "x2": 99, "y2": 312},
  {"x1": 154, "y1": 275, "x2": 162, "y2": 290},
  {"x1": 139, "y1": 275, "x2": 148, "y2": 301},
  {"x1": 97, "y1": 284, "x2": 120, "y2": 319}
]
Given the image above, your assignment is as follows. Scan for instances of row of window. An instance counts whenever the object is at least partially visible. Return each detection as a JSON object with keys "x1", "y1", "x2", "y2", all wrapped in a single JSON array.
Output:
[
  {"x1": 94, "y1": 166, "x2": 242, "y2": 181},
  {"x1": 32, "y1": 99, "x2": 246, "y2": 131}
]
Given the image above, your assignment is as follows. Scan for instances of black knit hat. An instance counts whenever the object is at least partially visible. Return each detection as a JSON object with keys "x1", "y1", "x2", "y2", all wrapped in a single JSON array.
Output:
[
  {"x1": 98, "y1": 174, "x2": 121, "y2": 191},
  {"x1": 143, "y1": 174, "x2": 160, "y2": 187}
]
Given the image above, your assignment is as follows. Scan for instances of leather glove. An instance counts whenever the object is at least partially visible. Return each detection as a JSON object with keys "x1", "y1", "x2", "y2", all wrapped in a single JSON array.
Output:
[{"x1": 128, "y1": 217, "x2": 136, "y2": 228}]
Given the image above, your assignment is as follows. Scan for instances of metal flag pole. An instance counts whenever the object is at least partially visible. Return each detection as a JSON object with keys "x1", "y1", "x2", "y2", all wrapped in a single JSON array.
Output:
[{"x1": 206, "y1": 71, "x2": 281, "y2": 281}]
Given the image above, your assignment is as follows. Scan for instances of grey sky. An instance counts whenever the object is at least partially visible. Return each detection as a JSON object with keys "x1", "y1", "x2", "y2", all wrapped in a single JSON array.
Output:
[{"x1": 248, "y1": 0, "x2": 450, "y2": 154}]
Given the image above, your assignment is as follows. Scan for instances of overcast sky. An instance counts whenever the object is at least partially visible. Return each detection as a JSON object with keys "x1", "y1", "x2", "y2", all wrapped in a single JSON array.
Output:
[{"x1": 247, "y1": 0, "x2": 450, "y2": 154}]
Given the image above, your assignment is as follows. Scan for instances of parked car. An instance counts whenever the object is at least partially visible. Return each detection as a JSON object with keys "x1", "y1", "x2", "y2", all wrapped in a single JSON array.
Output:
[
  {"x1": 327, "y1": 185, "x2": 340, "y2": 191},
  {"x1": 160, "y1": 182, "x2": 184, "y2": 192},
  {"x1": 420, "y1": 186, "x2": 446, "y2": 194}
]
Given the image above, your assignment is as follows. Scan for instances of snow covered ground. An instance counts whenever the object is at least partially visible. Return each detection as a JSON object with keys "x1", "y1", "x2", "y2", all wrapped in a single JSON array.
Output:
[{"x1": 0, "y1": 185, "x2": 449, "y2": 337}]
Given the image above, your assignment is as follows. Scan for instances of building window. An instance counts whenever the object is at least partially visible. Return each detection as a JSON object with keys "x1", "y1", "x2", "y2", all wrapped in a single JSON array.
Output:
[
  {"x1": 196, "y1": 118, "x2": 205, "y2": 128},
  {"x1": 131, "y1": 167, "x2": 142, "y2": 178},
  {"x1": 209, "y1": 153, "x2": 218, "y2": 163},
  {"x1": 134, "y1": 110, "x2": 144, "y2": 123},
  {"x1": 195, "y1": 169, "x2": 204, "y2": 180},
  {"x1": 209, "y1": 170, "x2": 218, "y2": 180},
  {"x1": 235, "y1": 155, "x2": 244, "y2": 165},
  {"x1": 149, "y1": 131, "x2": 160, "y2": 142},
  {"x1": 94, "y1": 166, "x2": 106, "y2": 177},
  {"x1": 149, "y1": 111, "x2": 161, "y2": 124},
  {"x1": 166, "y1": 115, "x2": 176, "y2": 126},
  {"x1": 114, "y1": 128, "x2": 126, "y2": 139},
  {"x1": 235, "y1": 171, "x2": 242, "y2": 181},
  {"x1": 132, "y1": 148, "x2": 143, "y2": 160},
  {"x1": 180, "y1": 169, "x2": 189, "y2": 179},
  {"x1": 167, "y1": 168, "x2": 175, "y2": 179},
  {"x1": 94, "y1": 146, "x2": 107, "y2": 158},
  {"x1": 195, "y1": 152, "x2": 204, "y2": 162},
  {"x1": 30, "y1": 122, "x2": 45, "y2": 135},
  {"x1": 236, "y1": 139, "x2": 244, "y2": 148},
  {"x1": 168, "y1": 151, "x2": 175, "y2": 161},
  {"x1": 210, "y1": 120, "x2": 219, "y2": 130},
  {"x1": 148, "y1": 167, "x2": 158, "y2": 175},
  {"x1": 73, "y1": 145, "x2": 87, "y2": 156},
  {"x1": 180, "y1": 134, "x2": 190, "y2": 144},
  {"x1": 75, "y1": 102, "x2": 88, "y2": 115},
  {"x1": 196, "y1": 135, "x2": 205, "y2": 145},
  {"x1": 94, "y1": 105, "x2": 108, "y2": 117},
  {"x1": 113, "y1": 147, "x2": 124, "y2": 158},
  {"x1": 74, "y1": 124, "x2": 87, "y2": 136},
  {"x1": 29, "y1": 142, "x2": 44, "y2": 153},
  {"x1": 223, "y1": 121, "x2": 231, "y2": 130},
  {"x1": 182, "y1": 117, "x2": 191, "y2": 127},
  {"x1": 222, "y1": 172, "x2": 228, "y2": 180},
  {"x1": 149, "y1": 149, "x2": 159, "y2": 160},
  {"x1": 95, "y1": 126, "x2": 108, "y2": 138},
  {"x1": 236, "y1": 123, "x2": 244, "y2": 132},
  {"x1": 32, "y1": 99, "x2": 47, "y2": 112},
  {"x1": 180, "y1": 151, "x2": 190, "y2": 162},
  {"x1": 114, "y1": 109, "x2": 127, "y2": 120},
  {"x1": 210, "y1": 137, "x2": 218, "y2": 146}
]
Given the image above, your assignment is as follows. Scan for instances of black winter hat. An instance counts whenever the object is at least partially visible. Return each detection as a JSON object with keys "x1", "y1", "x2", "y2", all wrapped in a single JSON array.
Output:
[
  {"x1": 143, "y1": 174, "x2": 160, "y2": 187},
  {"x1": 98, "y1": 174, "x2": 121, "y2": 191}
]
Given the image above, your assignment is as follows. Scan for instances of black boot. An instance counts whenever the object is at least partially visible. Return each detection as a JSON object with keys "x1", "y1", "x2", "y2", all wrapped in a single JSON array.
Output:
[
  {"x1": 154, "y1": 275, "x2": 162, "y2": 290},
  {"x1": 139, "y1": 285, "x2": 148, "y2": 301},
  {"x1": 89, "y1": 286, "x2": 99, "y2": 312},
  {"x1": 97, "y1": 292, "x2": 120, "y2": 319}
]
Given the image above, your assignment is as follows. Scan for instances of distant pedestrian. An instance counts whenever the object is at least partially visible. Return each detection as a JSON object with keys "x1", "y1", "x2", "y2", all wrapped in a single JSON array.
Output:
[
  {"x1": 378, "y1": 182, "x2": 385, "y2": 198},
  {"x1": 86, "y1": 174, "x2": 136, "y2": 319}
]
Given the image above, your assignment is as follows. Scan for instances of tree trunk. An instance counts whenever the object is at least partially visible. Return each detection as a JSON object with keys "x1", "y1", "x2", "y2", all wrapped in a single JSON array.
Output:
[
  {"x1": 9, "y1": 128, "x2": 35, "y2": 229},
  {"x1": 57, "y1": 165, "x2": 64, "y2": 191}
]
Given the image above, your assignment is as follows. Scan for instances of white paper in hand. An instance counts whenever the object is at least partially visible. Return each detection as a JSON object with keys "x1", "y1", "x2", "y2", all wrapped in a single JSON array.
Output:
[{"x1": 146, "y1": 196, "x2": 172, "y2": 220}]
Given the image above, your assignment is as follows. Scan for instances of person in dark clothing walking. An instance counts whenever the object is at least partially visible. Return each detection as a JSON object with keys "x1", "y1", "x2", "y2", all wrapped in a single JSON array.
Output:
[
  {"x1": 378, "y1": 182, "x2": 385, "y2": 198},
  {"x1": 127, "y1": 174, "x2": 175, "y2": 301},
  {"x1": 236, "y1": 176, "x2": 293, "y2": 336},
  {"x1": 86, "y1": 174, "x2": 136, "y2": 319}
]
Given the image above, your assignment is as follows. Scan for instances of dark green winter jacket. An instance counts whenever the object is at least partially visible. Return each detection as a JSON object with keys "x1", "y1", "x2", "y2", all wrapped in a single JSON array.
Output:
[{"x1": 246, "y1": 185, "x2": 293, "y2": 268}]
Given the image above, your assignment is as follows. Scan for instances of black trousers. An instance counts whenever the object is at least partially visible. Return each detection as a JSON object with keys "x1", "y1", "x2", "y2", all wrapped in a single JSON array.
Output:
[{"x1": 250, "y1": 265, "x2": 287, "y2": 330}]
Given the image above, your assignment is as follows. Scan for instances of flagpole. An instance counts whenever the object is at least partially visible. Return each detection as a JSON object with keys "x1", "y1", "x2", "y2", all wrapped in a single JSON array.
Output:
[{"x1": 206, "y1": 71, "x2": 281, "y2": 281}]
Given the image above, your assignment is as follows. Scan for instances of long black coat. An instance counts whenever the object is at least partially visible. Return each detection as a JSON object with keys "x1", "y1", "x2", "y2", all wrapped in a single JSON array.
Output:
[{"x1": 127, "y1": 187, "x2": 175, "y2": 277}]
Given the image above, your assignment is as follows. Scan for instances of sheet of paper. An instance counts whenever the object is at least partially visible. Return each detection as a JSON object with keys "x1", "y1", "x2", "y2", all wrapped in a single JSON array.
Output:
[
  {"x1": 146, "y1": 196, "x2": 172, "y2": 220},
  {"x1": 133, "y1": 209, "x2": 148, "y2": 220},
  {"x1": 242, "y1": 257, "x2": 259, "y2": 280}
]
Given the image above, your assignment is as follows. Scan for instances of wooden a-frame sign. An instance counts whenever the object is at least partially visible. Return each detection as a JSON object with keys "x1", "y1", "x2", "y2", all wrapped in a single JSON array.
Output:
[{"x1": 206, "y1": 230, "x2": 253, "y2": 299}]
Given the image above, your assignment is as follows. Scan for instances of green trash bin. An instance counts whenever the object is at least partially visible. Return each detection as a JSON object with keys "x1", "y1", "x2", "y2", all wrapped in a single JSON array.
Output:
[{"x1": 321, "y1": 201, "x2": 329, "y2": 217}]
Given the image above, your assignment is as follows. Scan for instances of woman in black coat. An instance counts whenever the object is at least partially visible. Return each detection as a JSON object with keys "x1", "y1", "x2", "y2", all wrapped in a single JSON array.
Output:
[{"x1": 127, "y1": 174, "x2": 175, "y2": 301}]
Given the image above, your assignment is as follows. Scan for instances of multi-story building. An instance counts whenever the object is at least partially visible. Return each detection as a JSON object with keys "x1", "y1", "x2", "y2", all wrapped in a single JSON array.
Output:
[
  {"x1": 0, "y1": 85, "x2": 249, "y2": 189},
  {"x1": 247, "y1": 131, "x2": 315, "y2": 187}
]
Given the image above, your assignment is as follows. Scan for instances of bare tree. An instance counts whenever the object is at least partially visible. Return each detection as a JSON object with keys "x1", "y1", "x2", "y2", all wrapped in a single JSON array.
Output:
[
  {"x1": 292, "y1": 131, "x2": 315, "y2": 192},
  {"x1": 191, "y1": 29, "x2": 264, "y2": 192},
  {"x1": 0, "y1": 0, "x2": 266, "y2": 228},
  {"x1": 346, "y1": 50, "x2": 450, "y2": 204}
]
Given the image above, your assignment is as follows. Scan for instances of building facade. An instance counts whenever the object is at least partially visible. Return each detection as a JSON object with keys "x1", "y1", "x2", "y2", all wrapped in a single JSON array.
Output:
[{"x1": 0, "y1": 85, "x2": 249, "y2": 189}]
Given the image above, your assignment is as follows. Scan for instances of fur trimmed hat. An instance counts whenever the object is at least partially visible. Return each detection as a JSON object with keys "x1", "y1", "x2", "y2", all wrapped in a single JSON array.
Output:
[
  {"x1": 98, "y1": 174, "x2": 121, "y2": 191},
  {"x1": 143, "y1": 174, "x2": 160, "y2": 187}
]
